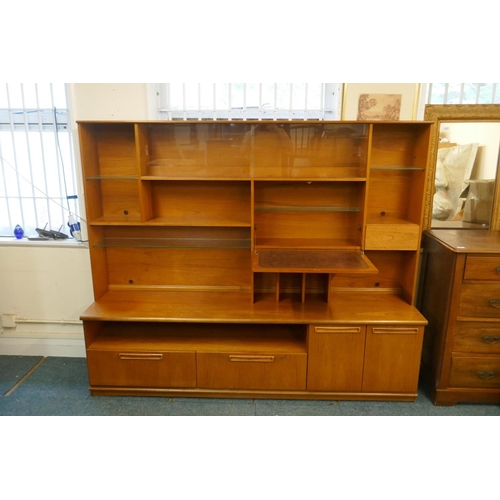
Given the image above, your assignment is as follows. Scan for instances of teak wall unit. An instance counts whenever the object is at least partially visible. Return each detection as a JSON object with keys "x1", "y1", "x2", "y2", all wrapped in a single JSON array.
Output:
[{"x1": 79, "y1": 120, "x2": 432, "y2": 400}]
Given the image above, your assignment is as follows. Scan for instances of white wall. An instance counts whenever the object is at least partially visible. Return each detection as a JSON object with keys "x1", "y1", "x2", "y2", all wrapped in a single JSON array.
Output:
[{"x1": 0, "y1": 83, "x2": 155, "y2": 357}]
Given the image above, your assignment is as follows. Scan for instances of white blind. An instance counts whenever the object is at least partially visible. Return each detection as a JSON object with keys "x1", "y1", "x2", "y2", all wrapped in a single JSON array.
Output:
[{"x1": 157, "y1": 83, "x2": 341, "y2": 121}]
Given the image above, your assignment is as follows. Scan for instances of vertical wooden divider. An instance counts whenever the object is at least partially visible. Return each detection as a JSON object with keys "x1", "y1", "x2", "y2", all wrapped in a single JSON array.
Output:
[
  {"x1": 326, "y1": 274, "x2": 333, "y2": 303},
  {"x1": 361, "y1": 124, "x2": 373, "y2": 251},
  {"x1": 135, "y1": 124, "x2": 153, "y2": 222},
  {"x1": 275, "y1": 273, "x2": 280, "y2": 303},
  {"x1": 87, "y1": 225, "x2": 109, "y2": 300},
  {"x1": 251, "y1": 179, "x2": 255, "y2": 303},
  {"x1": 301, "y1": 273, "x2": 307, "y2": 303}
]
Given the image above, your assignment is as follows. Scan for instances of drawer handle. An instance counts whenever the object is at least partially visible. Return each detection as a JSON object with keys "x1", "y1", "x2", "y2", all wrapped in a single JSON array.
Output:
[
  {"x1": 315, "y1": 327, "x2": 361, "y2": 334},
  {"x1": 372, "y1": 328, "x2": 419, "y2": 335},
  {"x1": 482, "y1": 335, "x2": 500, "y2": 344},
  {"x1": 119, "y1": 353, "x2": 163, "y2": 361},
  {"x1": 489, "y1": 299, "x2": 500, "y2": 309},
  {"x1": 495, "y1": 267, "x2": 500, "y2": 273},
  {"x1": 229, "y1": 355, "x2": 274, "y2": 363},
  {"x1": 477, "y1": 370, "x2": 495, "y2": 380}
]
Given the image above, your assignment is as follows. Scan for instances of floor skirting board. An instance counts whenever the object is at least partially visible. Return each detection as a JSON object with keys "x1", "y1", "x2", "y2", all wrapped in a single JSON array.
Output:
[{"x1": 0, "y1": 336, "x2": 85, "y2": 357}]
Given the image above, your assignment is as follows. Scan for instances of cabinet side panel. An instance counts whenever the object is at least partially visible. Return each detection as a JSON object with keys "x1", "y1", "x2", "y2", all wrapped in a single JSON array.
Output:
[{"x1": 419, "y1": 235, "x2": 456, "y2": 379}]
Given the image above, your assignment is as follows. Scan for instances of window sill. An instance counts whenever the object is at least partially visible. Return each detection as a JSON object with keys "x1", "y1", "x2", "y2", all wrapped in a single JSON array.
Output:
[{"x1": 0, "y1": 237, "x2": 89, "y2": 249}]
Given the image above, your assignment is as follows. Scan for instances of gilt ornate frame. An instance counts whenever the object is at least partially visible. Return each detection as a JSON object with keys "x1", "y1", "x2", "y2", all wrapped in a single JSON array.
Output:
[{"x1": 423, "y1": 104, "x2": 500, "y2": 230}]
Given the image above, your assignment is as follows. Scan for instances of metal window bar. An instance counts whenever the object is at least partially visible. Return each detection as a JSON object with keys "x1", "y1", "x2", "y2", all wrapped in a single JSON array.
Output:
[
  {"x1": 427, "y1": 83, "x2": 500, "y2": 104},
  {"x1": 475, "y1": 83, "x2": 481, "y2": 103},
  {"x1": 6, "y1": 85, "x2": 26, "y2": 231},
  {"x1": 0, "y1": 127, "x2": 12, "y2": 230},
  {"x1": 35, "y1": 84, "x2": 53, "y2": 232},
  {"x1": 427, "y1": 83, "x2": 433, "y2": 104},
  {"x1": 49, "y1": 84, "x2": 67, "y2": 233},
  {"x1": 21, "y1": 84, "x2": 39, "y2": 230}
]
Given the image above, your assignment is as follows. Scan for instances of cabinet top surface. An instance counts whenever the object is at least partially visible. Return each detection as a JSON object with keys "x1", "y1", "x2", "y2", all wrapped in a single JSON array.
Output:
[
  {"x1": 80, "y1": 290, "x2": 427, "y2": 325},
  {"x1": 426, "y1": 229, "x2": 500, "y2": 253},
  {"x1": 76, "y1": 119, "x2": 434, "y2": 125}
]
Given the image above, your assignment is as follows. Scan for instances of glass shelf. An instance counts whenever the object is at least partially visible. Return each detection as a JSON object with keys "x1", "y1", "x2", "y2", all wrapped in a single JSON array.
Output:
[
  {"x1": 370, "y1": 166, "x2": 425, "y2": 171},
  {"x1": 94, "y1": 237, "x2": 251, "y2": 249},
  {"x1": 254, "y1": 206, "x2": 360, "y2": 213},
  {"x1": 86, "y1": 176, "x2": 138, "y2": 181}
]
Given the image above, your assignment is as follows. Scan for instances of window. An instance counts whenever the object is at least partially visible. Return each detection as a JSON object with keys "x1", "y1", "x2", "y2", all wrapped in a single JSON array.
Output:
[
  {"x1": 157, "y1": 83, "x2": 341, "y2": 121},
  {"x1": 427, "y1": 83, "x2": 500, "y2": 104},
  {"x1": 0, "y1": 83, "x2": 79, "y2": 238}
]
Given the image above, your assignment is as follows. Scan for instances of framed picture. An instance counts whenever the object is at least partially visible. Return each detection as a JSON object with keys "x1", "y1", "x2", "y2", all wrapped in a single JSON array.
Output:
[{"x1": 342, "y1": 83, "x2": 421, "y2": 120}]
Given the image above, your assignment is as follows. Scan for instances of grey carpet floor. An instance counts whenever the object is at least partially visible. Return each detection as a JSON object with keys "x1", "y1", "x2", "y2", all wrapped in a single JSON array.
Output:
[{"x1": 1, "y1": 355, "x2": 499, "y2": 416}]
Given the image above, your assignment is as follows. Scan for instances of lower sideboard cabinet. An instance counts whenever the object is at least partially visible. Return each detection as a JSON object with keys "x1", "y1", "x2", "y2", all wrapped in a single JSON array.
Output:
[{"x1": 83, "y1": 320, "x2": 425, "y2": 399}]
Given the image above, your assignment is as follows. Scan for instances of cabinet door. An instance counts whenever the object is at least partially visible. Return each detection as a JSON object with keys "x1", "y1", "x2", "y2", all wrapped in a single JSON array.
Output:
[
  {"x1": 362, "y1": 325, "x2": 424, "y2": 393},
  {"x1": 307, "y1": 325, "x2": 366, "y2": 391}
]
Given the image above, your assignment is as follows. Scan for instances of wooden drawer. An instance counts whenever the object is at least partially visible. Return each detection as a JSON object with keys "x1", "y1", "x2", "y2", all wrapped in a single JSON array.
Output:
[
  {"x1": 464, "y1": 256, "x2": 500, "y2": 281},
  {"x1": 87, "y1": 350, "x2": 197, "y2": 388},
  {"x1": 364, "y1": 223, "x2": 420, "y2": 251},
  {"x1": 459, "y1": 284, "x2": 500, "y2": 318},
  {"x1": 197, "y1": 352, "x2": 307, "y2": 390},
  {"x1": 449, "y1": 355, "x2": 500, "y2": 388},
  {"x1": 454, "y1": 322, "x2": 500, "y2": 354}
]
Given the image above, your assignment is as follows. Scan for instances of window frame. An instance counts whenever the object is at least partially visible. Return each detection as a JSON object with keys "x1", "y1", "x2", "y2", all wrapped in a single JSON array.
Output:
[{"x1": 0, "y1": 83, "x2": 83, "y2": 243}]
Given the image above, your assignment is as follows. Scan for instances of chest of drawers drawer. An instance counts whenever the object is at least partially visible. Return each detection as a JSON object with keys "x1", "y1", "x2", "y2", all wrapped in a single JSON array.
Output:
[
  {"x1": 454, "y1": 322, "x2": 500, "y2": 353},
  {"x1": 459, "y1": 284, "x2": 500, "y2": 318},
  {"x1": 449, "y1": 354, "x2": 500, "y2": 388},
  {"x1": 464, "y1": 256, "x2": 500, "y2": 281}
]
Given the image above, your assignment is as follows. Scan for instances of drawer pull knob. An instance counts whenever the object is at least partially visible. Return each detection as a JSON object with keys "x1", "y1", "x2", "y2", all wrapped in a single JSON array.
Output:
[
  {"x1": 372, "y1": 327, "x2": 419, "y2": 335},
  {"x1": 229, "y1": 355, "x2": 274, "y2": 363},
  {"x1": 119, "y1": 353, "x2": 163, "y2": 361},
  {"x1": 477, "y1": 370, "x2": 495, "y2": 380},
  {"x1": 489, "y1": 299, "x2": 500, "y2": 309},
  {"x1": 495, "y1": 267, "x2": 500, "y2": 273},
  {"x1": 482, "y1": 335, "x2": 500, "y2": 344},
  {"x1": 315, "y1": 327, "x2": 361, "y2": 334}
]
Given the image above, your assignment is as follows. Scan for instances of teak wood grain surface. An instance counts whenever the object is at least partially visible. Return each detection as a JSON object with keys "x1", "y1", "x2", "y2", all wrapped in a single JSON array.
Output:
[{"x1": 79, "y1": 120, "x2": 432, "y2": 401}]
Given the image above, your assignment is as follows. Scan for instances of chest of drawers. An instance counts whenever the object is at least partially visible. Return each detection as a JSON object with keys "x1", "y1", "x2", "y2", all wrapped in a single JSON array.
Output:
[{"x1": 419, "y1": 229, "x2": 500, "y2": 405}]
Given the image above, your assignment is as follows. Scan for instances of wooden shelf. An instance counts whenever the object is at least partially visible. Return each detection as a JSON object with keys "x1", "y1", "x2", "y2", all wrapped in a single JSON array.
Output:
[
  {"x1": 81, "y1": 289, "x2": 427, "y2": 325},
  {"x1": 94, "y1": 237, "x2": 251, "y2": 249},
  {"x1": 88, "y1": 322, "x2": 307, "y2": 354},
  {"x1": 255, "y1": 237, "x2": 360, "y2": 249},
  {"x1": 254, "y1": 206, "x2": 360, "y2": 213}
]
